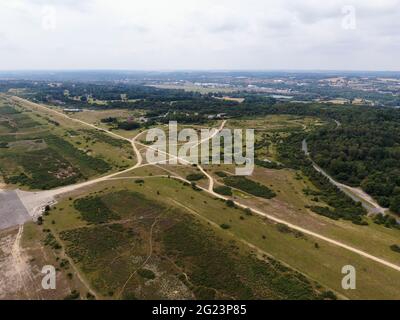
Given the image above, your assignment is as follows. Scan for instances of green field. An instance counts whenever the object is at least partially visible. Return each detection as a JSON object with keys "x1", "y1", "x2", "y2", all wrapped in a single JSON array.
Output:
[
  {"x1": 40, "y1": 176, "x2": 400, "y2": 300},
  {"x1": 0, "y1": 98, "x2": 135, "y2": 190},
  {"x1": 3, "y1": 100, "x2": 399, "y2": 300},
  {"x1": 44, "y1": 188, "x2": 335, "y2": 300}
]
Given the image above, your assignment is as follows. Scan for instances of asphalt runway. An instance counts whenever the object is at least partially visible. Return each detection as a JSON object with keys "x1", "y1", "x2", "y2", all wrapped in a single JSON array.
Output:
[{"x1": 0, "y1": 190, "x2": 31, "y2": 230}]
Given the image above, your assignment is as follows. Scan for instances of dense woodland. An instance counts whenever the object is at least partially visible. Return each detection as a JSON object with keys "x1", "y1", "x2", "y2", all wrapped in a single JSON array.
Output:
[
  {"x1": 306, "y1": 110, "x2": 400, "y2": 213},
  {"x1": 277, "y1": 133, "x2": 368, "y2": 224}
]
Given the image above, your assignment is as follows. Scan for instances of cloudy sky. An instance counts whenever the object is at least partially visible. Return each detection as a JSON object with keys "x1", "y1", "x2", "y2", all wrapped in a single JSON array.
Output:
[{"x1": 0, "y1": 0, "x2": 399, "y2": 71}]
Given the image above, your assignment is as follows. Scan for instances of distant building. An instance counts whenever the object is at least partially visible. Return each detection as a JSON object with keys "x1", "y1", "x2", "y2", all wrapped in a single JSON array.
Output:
[
  {"x1": 63, "y1": 108, "x2": 82, "y2": 113},
  {"x1": 138, "y1": 116, "x2": 148, "y2": 123},
  {"x1": 208, "y1": 113, "x2": 228, "y2": 119}
]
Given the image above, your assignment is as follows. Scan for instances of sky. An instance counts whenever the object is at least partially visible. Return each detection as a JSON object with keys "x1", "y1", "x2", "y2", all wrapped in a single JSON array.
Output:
[{"x1": 0, "y1": 0, "x2": 399, "y2": 71}]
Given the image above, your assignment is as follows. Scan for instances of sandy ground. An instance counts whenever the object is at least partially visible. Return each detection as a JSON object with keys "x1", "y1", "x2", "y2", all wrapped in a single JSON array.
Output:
[
  {"x1": 0, "y1": 226, "x2": 36, "y2": 299},
  {"x1": 0, "y1": 224, "x2": 82, "y2": 300}
]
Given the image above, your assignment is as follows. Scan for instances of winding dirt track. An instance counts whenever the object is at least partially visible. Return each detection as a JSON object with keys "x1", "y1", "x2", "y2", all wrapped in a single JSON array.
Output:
[{"x1": 6, "y1": 96, "x2": 400, "y2": 275}]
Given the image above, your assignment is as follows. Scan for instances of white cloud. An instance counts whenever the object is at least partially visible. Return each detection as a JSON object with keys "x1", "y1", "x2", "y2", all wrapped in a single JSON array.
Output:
[{"x1": 0, "y1": 0, "x2": 399, "y2": 70}]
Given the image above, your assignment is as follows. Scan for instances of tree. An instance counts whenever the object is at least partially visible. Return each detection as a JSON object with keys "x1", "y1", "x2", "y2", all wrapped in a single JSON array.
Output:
[
  {"x1": 226, "y1": 199, "x2": 235, "y2": 207},
  {"x1": 118, "y1": 121, "x2": 140, "y2": 131},
  {"x1": 390, "y1": 195, "x2": 400, "y2": 214}
]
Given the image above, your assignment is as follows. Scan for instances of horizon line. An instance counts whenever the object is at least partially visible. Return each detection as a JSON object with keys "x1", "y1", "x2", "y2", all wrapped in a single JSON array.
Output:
[{"x1": 0, "y1": 69, "x2": 400, "y2": 74}]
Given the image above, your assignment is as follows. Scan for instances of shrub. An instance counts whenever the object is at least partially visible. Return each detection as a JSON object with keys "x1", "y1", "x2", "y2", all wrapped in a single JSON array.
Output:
[
  {"x1": 117, "y1": 121, "x2": 141, "y2": 131},
  {"x1": 255, "y1": 159, "x2": 284, "y2": 170},
  {"x1": 191, "y1": 182, "x2": 201, "y2": 191},
  {"x1": 74, "y1": 196, "x2": 119, "y2": 224},
  {"x1": 64, "y1": 290, "x2": 80, "y2": 300},
  {"x1": 137, "y1": 268, "x2": 156, "y2": 280},
  {"x1": 215, "y1": 171, "x2": 227, "y2": 178},
  {"x1": 100, "y1": 117, "x2": 117, "y2": 123},
  {"x1": 276, "y1": 223, "x2": 291, "y2": 233},
  {"x1": 226, "y1": 200, "x2": 235, "y2": 207},
  {"x1": 86, "y1": 292, "x2": 96, "y2": 300},
  {"x1": 214, "y1": 185, "x2": 232, "y2": 196},
  {"x1": 43, "y1": 232, "x2": 61, "y2": 250},
  {"x1": 373, "y1": 213, "x2": 399, "y2": 229},
  {"x1": 390, "y1": 244, "x2": 400, "y2": 253},
  {"x1": 186, "y1": 173, "x2": 206, "y2": 181},
  {"x1": 244, "y1": 208, "x2": 253, "y2": 216},
  {"x1": 223, "y1": 176, "x2": 276, "y2": 199}
]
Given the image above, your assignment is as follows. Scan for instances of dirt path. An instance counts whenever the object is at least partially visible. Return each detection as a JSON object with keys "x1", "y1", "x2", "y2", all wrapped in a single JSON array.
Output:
[
  {"x1": 118, "y1": 215, "x2": 161, "y2": 298},
  {"x1": 11, "y1": 226, "x2": 29, "y2": 296},
  {"x1": 193, "y1": 120, "x2": 226, "y2": 192},
  {"x1": 49, "y1": 228, "x2": 99, "y2": 300},
  {"x1": 0, "y1": 225, "x2": 41, "y2": 299},
  {"x1": 199, "y1": 185, "x2": 400, "y2": 272}
]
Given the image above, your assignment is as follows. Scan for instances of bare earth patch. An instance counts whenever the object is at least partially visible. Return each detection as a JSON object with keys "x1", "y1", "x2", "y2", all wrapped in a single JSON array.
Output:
[{"x1": 0, "y1": 226, "x2": 36, "y2": 299}]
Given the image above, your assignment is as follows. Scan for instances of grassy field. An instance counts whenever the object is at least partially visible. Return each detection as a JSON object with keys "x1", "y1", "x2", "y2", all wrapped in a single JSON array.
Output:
[
  {"x1": 67, "y1": 108, "x2": 145, "y2": 140},
  {"x1": 206, "y1": 158, "x2": 400, "y2": 267},
  {"x1": 41, "y1": 176, "x2": 400, "y2": 299},
  {"x1": 209, "y1": 115, "x2": 400, "y2": 266},
  {"x1": 69, "y1": 109, "x2": 142, "y2": 124},
  {"x1": 43, "y1": 186, "x2": 336, "y2": 300},
  {"x1": 0, "y1": 97, "x2": 135, "y2": 190},
  {"x1": 4, "y1": 102, "x2": 399, "y2": 300}
]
